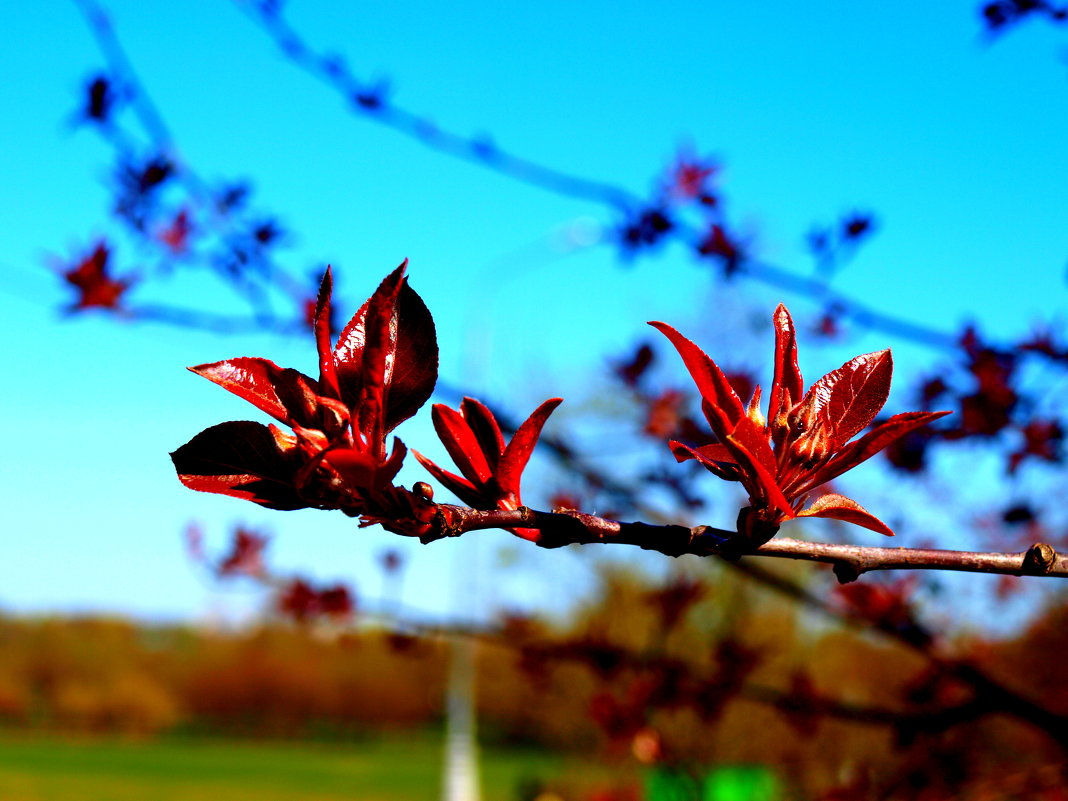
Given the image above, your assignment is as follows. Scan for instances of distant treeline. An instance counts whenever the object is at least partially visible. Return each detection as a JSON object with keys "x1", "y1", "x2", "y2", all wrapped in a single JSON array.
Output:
[
  {"x1": 0, "y1": 614, "x2": 605, "y2": 747},
  {"x1": 2, "y1": 569, "x2": 1068, "y2": 798}
]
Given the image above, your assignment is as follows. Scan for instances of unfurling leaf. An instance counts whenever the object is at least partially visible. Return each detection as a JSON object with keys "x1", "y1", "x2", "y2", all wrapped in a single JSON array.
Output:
[{"x1": 414, "y1": 397, "x2": 562, "y2": 541}]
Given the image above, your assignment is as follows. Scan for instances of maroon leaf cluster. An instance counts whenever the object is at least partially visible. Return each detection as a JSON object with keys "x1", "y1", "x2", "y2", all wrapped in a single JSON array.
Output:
[
  {"x1": 171, "y1": 262, "x2": 440, "y2": 536},
  {"x1": 277, "y1": 578, "x2": 354, "y2": 622},
  {"x1": 652, "y1": 305, "x2": 950, "y2": 543},
  {"x1": 617, "y1": 150, "x2": 750, "y2": 276},
  {"x1": 217, "y1": 527, "x2": 268, "y2": 578},
  {"x1": 906, "y1": 327, "x2": 1066, "y2": 475}
]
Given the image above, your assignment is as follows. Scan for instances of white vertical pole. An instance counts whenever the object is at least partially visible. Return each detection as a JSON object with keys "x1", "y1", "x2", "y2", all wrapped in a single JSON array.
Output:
[
  {"x1": 442, "y1": 536, "x2": 481, "y2": 801},
  {"x1": 442, "y1": 633, "x2": 480, "y2": 801}
]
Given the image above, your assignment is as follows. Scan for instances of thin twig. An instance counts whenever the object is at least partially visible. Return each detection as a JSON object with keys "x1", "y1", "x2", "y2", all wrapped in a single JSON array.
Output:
[
  {"x1": 234, "y1": 0, "x2": 972, "y2": 353},
  {"x1": 431, "y1": 504, "x2": 1068, "y2": 582}
]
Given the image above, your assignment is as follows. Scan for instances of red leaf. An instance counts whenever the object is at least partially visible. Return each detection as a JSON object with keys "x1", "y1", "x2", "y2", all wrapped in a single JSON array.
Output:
[
  {"x1": 807, "y1": 410, "x2": 951, "y2": 490},
  {"x1": 795, "y1": 350, "x2": 891, "y2": 448},
  {"x1": 670, "y1": 441, "x2": 736, "y2": 465},
  {"x1": 189, "y1": 358, "x2": 319, "y2": 429},
  {"x1": 648, "y1": 322, "x2": 745, "y2": 439},
  {"x1": 331, "y1": 261, "x2": 436, "y2": 437},
  {"x1": 351, "y1": 264, "x2": 407, "y2": 444},
  {"x1": 796, "y1": 493, "x2": 894, "y2": 536},
  {"x1": 725, "y1": 417, "x2": 794, "y2": 516},
  {"x1": 498, "y1": 398, "x2": 563, "y2": 497},
  {"x1": 333, "y1": 293, "x2": 370, "y2": 388},
  {"x1": 382, "y1": 279, "x2": 438, "y2": 432},
  {"x1": 431, "y1": 403, "x2": 494, "y2": 485},
  {"x1": 669, "y1": 441, "x2": 742, "y2": 481},
  {"x1": 170, "y1": 421, "x2": 307, "y2": 510},
  {"x1": 411, "y1": 448, "x2": 484, "y2": 508},
  {"x1": 769, "y1": 304, "x2": 803, "y2": 424},
  {"x1": 825, "y1": 349, "x2": 893, "y2": 446},
  {"x1": 459, "y1": 397, "x2": 506, "y2": 472}
]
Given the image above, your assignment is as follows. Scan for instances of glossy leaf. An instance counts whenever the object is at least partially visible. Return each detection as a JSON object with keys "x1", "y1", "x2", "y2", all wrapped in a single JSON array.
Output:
[
  {"x1": 725, "y1": 417, "x2": 794, "y2": 516},
  {"x1": 498, "y1": 397, "x2": 563, "y2": 496},
  {"x1": 170, "y1": 421, "x2": 306, "y2": 510},
  {"x1": 796, "y1": 493, "x2": 894, "y2": 536},
  {"x1": 648, "y1": 322, "x2": 745, "y2": 438},
  {"x1": 189, "y1": 358, "x2": 318, "y2": 429},
  {"x1": 331, "y1": 260, "x2": 437, "y2": 436},
  {"x1": 431, "y1": 403, "x2": 495, "y2": 485},
  {"x1": 460, "y1": 397, "x2": 506, "y2": 471},
  {"x1": 669, "y1": 441, "x2": 742, "y2": 482},
  {"x1": 811, "y1": 410, "x2": 952, "y2": 490},
  {"x1": 382, "y1": 280, "x2": 439, "y2": 432},
  {"x1": 824, "y1": 349, "x2": 893, "y2": 446},
  {"x1": 351, "y1": 264, "x2": 406, "y2": 444}
]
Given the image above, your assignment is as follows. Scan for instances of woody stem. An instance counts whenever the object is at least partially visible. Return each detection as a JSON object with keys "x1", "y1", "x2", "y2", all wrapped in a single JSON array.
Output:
[{"x1": 431, "y1": 505, "x2": 1068, "y2": 583}]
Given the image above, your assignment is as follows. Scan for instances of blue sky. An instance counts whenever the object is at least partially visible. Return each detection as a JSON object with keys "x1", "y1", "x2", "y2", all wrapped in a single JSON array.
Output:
[{"x1": 2, "y1": 1, "x2": 1066, "y2": 624}]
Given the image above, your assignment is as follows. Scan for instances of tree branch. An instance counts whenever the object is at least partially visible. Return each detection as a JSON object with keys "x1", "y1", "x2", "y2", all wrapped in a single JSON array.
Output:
[{"x1": 429, "y1": 504, "x2": 1068, "y2": 582}]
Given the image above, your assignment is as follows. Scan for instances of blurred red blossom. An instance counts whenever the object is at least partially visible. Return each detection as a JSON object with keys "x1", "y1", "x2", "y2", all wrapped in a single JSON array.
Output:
[
  {"x1": 615, "y1": 342, "x2": 655, "y2": 388},
  {"x1": 158, "y1": 209, "x2": 193, "y2": 253},
  {"x1": 834, "y1": 576, "x2": 919, "y2": 635},
  {"x1": 644, "y1": 389, "x2": 686, "y2": 439},
  {"x1": 1008, "y1": 419, "x2": 1063, "y2": 473},
  {"x1": 60, "y1": 241, "x2": 133, "y2": 310},
  {"x1": 217, "y1": 527, "x2": 268, "y2": 578},
  {"x1": 664, "y1": 152, "x2": 719, "y2": 206},
  {"x1": 277, "y1": 578, "x2": 354, "y2": 622},
  {"x1": 696, "y1": 223, "x2": 743, "y2": 274}
]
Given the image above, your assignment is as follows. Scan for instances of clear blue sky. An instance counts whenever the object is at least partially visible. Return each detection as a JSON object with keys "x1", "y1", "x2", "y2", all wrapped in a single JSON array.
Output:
[{"x1": 2, "y1": 1, "x2": 1066, "y2": 623}]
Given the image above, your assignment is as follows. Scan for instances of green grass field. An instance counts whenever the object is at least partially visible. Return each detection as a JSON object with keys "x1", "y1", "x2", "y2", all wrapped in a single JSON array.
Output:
[{"x1": 0, "y1": 731, "x2": 583, "y2": 801}]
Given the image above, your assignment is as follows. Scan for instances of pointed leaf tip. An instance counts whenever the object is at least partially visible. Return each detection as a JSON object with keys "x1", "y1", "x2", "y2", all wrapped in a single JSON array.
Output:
[
  {"x1": 314, "y1": 266, "x2": 339, "y2": 396},
  {"x1": 189, "y1": 357, "x2": 319, "y2": 429},
  {"x1": 770, "y1": 304, "x2": 803, "y2": 425},
  {"x1": 649, "y1": 321, "x2": 745, "y2": 436},
  {"x1": 498, "y1": 397, "x2": 563, "y2": 497},
  {"x1": 796, "y1": 493, "x2": 895, "y2": 536}
]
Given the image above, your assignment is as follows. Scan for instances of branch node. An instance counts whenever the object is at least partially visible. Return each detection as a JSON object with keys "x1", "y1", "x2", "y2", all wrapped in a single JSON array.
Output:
[
  {"x1": 833, "y1": 561, "x2": 862, "y2": 585},
  {"x1": 424, "y1": 508, "x2": 463, "y2": 543},
  {"x1": 1024, "y1": 542, "x2": 1057, "y2": 574}
]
